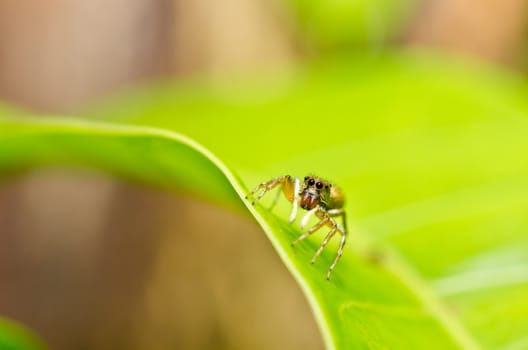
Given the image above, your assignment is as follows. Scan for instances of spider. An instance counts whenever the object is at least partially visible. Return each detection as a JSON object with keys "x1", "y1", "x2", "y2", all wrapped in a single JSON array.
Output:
[{"x1": 246, "y1": 175, "x2": 347, "y2": 280}]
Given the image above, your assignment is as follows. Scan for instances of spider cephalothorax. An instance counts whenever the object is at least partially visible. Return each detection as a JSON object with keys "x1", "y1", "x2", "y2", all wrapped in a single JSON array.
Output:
[
  {"x1": 246, "y1": 174, "x2": 347, "y2": 280},
  {"x1": 300, "y1": 175, "x2": 330, "y2": 210}
]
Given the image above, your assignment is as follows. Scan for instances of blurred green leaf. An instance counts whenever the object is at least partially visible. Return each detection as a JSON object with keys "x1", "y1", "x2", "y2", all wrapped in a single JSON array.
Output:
[
  {"x1": 286, "y1": 0, "x2": 418, "y2": 50},
  {"x1": 0, "y1": 317, "x2": 47, "y2": 350},
  {"x1": 2, "y1": 53, "x2": 528, "y2": 349}
]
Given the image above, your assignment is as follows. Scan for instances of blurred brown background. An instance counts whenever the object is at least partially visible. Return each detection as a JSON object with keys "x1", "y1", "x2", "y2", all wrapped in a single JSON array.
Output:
[{"x1": 0, "y1": 0, "x2": 527, "y2": 349}]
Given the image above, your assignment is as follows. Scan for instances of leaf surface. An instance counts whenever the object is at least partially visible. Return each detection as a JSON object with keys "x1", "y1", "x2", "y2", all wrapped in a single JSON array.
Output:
[
  {"x1": 2, "y1": 53, "x2": 528, "y2": 349},
  {"x1": 0, "y1": 317, "x2": 47, "y2": 350}
]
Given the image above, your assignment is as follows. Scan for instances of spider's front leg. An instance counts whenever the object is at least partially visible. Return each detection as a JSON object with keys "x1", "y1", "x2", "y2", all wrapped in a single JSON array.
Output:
[{"x1": 245, "y1": 175, "x2": 301, "y2": 223}]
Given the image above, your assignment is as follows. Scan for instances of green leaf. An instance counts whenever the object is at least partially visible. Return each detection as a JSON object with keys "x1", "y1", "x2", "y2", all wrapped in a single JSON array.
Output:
[
  {"x1": 0, "y1": 317, "x2": 47, "y2": 350},
  {"x1": 2, "y1": 53, "x2": 528, "y2": 349},
  {"x1": 286, "y1": 0, "x2": 418, "y2": 50}
]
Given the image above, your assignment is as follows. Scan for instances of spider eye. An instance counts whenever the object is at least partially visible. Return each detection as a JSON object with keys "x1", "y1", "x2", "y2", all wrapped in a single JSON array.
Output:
[
  {"x1": 308, "y1": 179, "x2": 315, "y2": 186},
  {"x1": 316, "y1": 182, "x2": 323, "y2": 189}
]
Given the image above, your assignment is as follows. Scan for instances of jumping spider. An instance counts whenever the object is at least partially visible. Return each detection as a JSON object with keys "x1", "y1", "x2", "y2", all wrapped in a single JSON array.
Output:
[{"x1": 246, "y1": 175, "x2": 347, "y2": 280}]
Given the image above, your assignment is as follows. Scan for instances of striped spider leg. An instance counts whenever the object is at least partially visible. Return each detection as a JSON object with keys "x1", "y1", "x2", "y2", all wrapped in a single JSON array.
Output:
[{"x1": 292, "y1": 206, "x2": 347, "y2": 280}]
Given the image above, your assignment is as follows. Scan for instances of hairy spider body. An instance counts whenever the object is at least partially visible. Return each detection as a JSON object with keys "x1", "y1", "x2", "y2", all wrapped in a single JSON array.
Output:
[{"x1": 246, "y1": 175, "x2": 347, "y2": 280}]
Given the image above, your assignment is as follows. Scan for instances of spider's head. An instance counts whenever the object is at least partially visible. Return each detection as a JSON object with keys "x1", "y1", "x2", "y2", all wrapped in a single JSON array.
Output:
[{"x1": 300, "y1": 176, "x2": 331, "y2": 210}]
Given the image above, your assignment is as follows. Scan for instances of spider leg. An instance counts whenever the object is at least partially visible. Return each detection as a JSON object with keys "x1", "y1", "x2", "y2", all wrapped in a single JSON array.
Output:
[
  {"x1": 300, "y1": 206, "x2": 318, "y2": 229},
  {"x1": 288, "y1": 177, "x2": 301, "y2": 223},
  {"x1": 327, "y1": 208, "x2": 347, "y2": 233},
  {"x1": 246, "y1": 175, "x2": 291, "y2": 205},
  {"x1": 291, "y1": 212, "x2": 328, "y2": 246},
  {"x1": 311, "y1": 226, "x2": 337, "y2": 264},
  {"x1": 268, "y1": 187, "x2": 282, "y2": 211},
  {"x1": 313, "y1": 209, "x2": 347, "y2": 280},
  {"x1": 327, "y1": 231, "x2": 346, "y2": 280}
]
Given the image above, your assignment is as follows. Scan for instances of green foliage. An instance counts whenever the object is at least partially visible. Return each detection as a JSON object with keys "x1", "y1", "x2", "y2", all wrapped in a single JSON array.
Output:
[
  {"x1": 2, "y1": 53, "x2": 528, "y2": 349},
  {"x1": 0, "y1": 318, "x2": 47, "y2": 350},
  {"x1": 286, "y1": 0, "x2": 418, "y2": 50}
]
